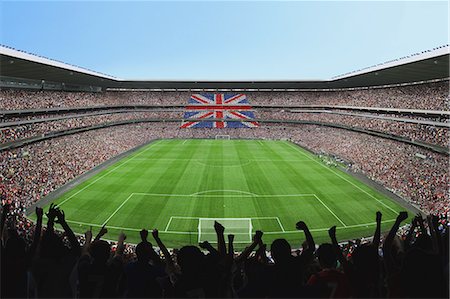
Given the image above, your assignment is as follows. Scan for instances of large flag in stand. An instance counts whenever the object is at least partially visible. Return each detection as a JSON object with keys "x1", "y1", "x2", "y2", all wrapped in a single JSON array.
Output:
[{"x1": 180, "y1": 94, "x2": 259, "y2": 128}]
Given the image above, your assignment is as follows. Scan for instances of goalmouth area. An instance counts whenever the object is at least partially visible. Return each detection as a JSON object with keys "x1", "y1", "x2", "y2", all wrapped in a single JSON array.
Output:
[{"x1": 30, "y1": 139, "x2": 411, "y2": 249}]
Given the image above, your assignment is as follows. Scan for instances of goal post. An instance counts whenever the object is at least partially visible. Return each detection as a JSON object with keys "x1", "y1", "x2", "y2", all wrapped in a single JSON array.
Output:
[
  {"x1": 215, "y1": 135, "x2": 230, "y2": 140},
  {"x1": 198, "y1": 218, "x2": 252, "y2": 243}
]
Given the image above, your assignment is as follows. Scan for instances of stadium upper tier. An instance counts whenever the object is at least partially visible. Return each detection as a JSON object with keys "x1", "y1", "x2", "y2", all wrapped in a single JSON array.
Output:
[
  {"x1": 1, "y1": 80, "x2": 448, "y2": 110},
  {"x1": 1, "y1": 80, "x2": 449, "y2": 149}
]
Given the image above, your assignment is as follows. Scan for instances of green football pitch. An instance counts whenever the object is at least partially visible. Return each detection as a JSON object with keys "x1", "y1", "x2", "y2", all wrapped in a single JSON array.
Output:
[{"x1": 33, "y1": 139, "x2": 409, "y2": 249}]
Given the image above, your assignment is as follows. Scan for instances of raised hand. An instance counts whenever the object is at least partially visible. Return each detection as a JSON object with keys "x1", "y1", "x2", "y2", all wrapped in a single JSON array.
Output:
[
  {"x1": 36, "y1": 207, "x2": 44, "y2": 220},
  {"x1": 253, "y1": 230, "x2": 263, "y2": 243},
  {"x1": 214, "y1": 221, "x2": 225, "y2": 234},
  {"x1": 199, "y1": 240, "x2": 210, "y2": 249},
  {"x1": 140, "y1": 229, "x2": 149, "y2": 242},
  {"x1": 54, "y1": 209, "x2": 66, "y2": 224},
  {"x1": 296, "y1": 220, "x2": 308, "y2": 231},
  {"x1": 228, "y1": 234, "x2": 235, "y2": 243},
  {"x1": 118, "y1": 232, "x2": 126, "y2": 242},
  {"x1": 397, "y1": 211, "x2": 408, "y2": 222},
  {"x1": 94, "y1": 224, "x2": 108, "y2": 241},
  {"x1": 152, "y1": 229, "x2": 159, "y2": 240},
  {"x1": 85, "y1": 227, "x2": 93, "y2": 241},
  {"x1": 328, "y1": 225, "x2": 337, "y2": 239},
  {"x1": 46, "y1": 203, "x2": 59, "y2": 221}
]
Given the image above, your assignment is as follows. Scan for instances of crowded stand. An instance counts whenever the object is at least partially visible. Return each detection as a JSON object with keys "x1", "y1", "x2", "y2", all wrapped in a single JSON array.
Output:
[
  {"x1": 0, "y1": 111, "x2": 181, "y2": 143},
  {"x1": 258, "y1": 111, "x2": 449, "y2": 147},
  {"x1": 1, "y1": 80, "x2": 448, "y2": 110},
  {"x1": 0, "y1": 80, "x2": 449, "y2": 298},
  {"x1": 1, "y1": 200, "x2": 448, "y2": 298}
]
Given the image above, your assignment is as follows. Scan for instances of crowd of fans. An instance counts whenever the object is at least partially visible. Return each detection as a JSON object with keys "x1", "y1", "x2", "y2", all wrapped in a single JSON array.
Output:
[
  {"x1": 0, "y1": 111, "x2": 180, "y2": 143},
  {"x1": 0, "y1": 82, "x2": 448, "y2": 298},
  {"x1": 1, "y1": 81, "x2": 448, "y2": 148},
  {"x1": 258, "y1": 111, "x2": 449, "y2": 147},
  {"x1": 1, "y1": 80, "x2": 448, "y2": 110},
  {"x1": 1, "y1": 201, "x2": 448, "y2": 298}
]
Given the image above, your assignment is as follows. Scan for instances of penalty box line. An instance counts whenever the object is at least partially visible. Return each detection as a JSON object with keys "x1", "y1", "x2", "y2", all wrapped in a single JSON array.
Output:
[
  {"x1": 166, "y1": 216, "x2": 286, "y2": 233},
  {"x1": 101, "y1": 192, "x2": 345, "y2": 232}
]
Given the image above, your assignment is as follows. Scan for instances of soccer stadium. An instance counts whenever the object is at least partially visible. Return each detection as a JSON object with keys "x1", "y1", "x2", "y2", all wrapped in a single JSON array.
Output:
[{"x1": 0, "y1": 2, "x2": 449, "y2": 298}]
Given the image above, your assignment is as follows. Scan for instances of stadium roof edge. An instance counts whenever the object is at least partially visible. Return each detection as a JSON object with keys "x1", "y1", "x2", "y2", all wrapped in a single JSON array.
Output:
[
  {"x1": 0, "y1": 44, "x2": 449, "y2": 90},
  {"x1": 0, "y1": 44, "x2": 118, "y2": 80},
  {"x1": 332, "y1": 45, "x2": 450, "y2": 80}
]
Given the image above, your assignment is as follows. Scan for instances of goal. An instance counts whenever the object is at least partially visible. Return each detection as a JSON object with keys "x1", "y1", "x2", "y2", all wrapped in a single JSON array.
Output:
[
  {"x1": 215, "y1": 135, "x2": 230, "y2": 140},
  {"x1": 198, "y1": 218, "x2": 252, "y2": 243}
]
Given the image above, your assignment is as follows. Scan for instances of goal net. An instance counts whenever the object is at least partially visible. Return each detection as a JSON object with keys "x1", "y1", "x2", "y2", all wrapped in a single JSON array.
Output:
[
  {"x1": 198, "y1": 218, "x2": 252, "y2": 243},
  {"x1": 215, "y1": 135, "x2": 230, "y2": 140}
]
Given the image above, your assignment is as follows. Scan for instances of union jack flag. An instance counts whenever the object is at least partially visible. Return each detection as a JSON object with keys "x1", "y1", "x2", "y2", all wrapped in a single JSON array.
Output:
[{"x1": 180, "y1": 94, "x2": 259, "y2": 128}]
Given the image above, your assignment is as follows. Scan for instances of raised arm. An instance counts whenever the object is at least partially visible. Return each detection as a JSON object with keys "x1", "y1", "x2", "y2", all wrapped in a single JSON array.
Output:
[
  {"x1": 382, "y1": 211, "x2": 408, "y2": 274},
  {"x1": 45, "y1": 203, "x2": 58, "y2": 233},
  {"x1": 328, "y1": 226, "x2": 349, "y2": 271},
  {"x1": 255, "y1": 242, "x2": 269, "y2": 264},
  {"x1": 214, "y1": 221, "x2": 226, "y2": 256},
  {"x1": 296, "y1": 221, "x2": 315, "y2": 256},
  {"x1": 373, "y1": 211, "x2": 382, "y2": 249},
  {"x1": 228, "y1": 234, "x2": 235, "y2": 258},
  {"x1": 235, "y1": 230, "x2": 263, "y2": 264},
  {"x1": 404, "y1": 215, "x2": 419, "y2": 249},
  {"x1": 81, "y1": 227, "x2": 93, "y2": 256},
  {"x1": 426, "y1": 215, "x2": 439, "y2": 255},
  {"x1": 29, "y1": 207, "x2": 44, "y2": 257},
  {"x1": 55, "y1": 208, "x2": 81, "y2": 256},
  {"x1": 115, "y1": 232, "x2": 127, "y2": 257},
  {"x1": 94, "y1": 224, "x2": 108, "y2": 242},
  {"x1": 0, "y1": 203, "x2": 10, "y2": 244},
  {"x1": 152, "y1": 229, "x2": 176, "y2": 273},
  {"x1": 140, "y1": 229, "x2": 162, "y2": 265},
  {"x1": 199, "y1": 240, "x2": 219, "y2": 255}
]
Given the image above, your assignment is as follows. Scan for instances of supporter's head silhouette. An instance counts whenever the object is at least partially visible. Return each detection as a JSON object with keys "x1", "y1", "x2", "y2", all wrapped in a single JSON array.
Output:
[
  {"x1": 90, "y1": 240, "x2": 111, "y2": 264},
  {"x1": 5, "y1": 230, "x2": 26, "y2": 259},
  {"x1": 271, "y1": 238, "x2": 291, "y2": 263},
  {"x1": 177, "y1": 245, "x2": 204, "y2": 274},
  {"x1": 40, "y1": 230, "x2": 66, "y2": 259},
  {"x1": 136, "y1": 241, "x2": 153, "y2": 263},
  {"x1": 413, "y1": 234, "x2": 432, "y2": 251},
  {"x1": 316, "y1": 243, "x2": 337, "y2": 269},
  {"x1": 352, "y1": 244, "x2": 379, "y2": 281}
]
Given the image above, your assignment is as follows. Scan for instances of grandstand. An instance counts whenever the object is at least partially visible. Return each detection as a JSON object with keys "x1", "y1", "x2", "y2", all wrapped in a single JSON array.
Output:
[{"x1": 0, "y1": 43, "x2": 449, "y2": 298}]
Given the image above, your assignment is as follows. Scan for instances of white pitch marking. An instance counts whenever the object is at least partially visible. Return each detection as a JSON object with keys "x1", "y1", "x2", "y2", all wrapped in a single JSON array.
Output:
[
  {"x1": 101, "y1": 194, "x2": 134, "y2": 226},
  {"x1": 275, "y1": 217, "x2": 286, "y2": 232},
  {"x1": 62, "y1": 218, "x2": 398, "y2": 237},
  {"x1": 132, "y1": 192, "x2": 316, "y2": 198},
  {"x1": 182, "y1": 140, "x2": 187, "y2": 145},
  {"x1": 284, "y1": 142, "x2": 398, "y2": 214},
  {"x1": 313, "y1": 194, "x2": 347, "y2": 227},
  {"x1": 164, "y1": 216, "x2": 174, "y2": 232},
  {"x1": 190, "y1": 190, "x2": 259, "y2": 197},
  {"x1": 57, "y1": 140, "x2": 162, "y2": 207}
]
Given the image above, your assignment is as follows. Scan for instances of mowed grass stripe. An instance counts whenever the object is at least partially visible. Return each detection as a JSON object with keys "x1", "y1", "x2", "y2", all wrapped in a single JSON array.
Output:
[
  {"x1": 35, "y1": 139, "x2": 410, "y2": 248},
  {"x1": 280, "y1": 141, "x2": 402, "y2": 220}
]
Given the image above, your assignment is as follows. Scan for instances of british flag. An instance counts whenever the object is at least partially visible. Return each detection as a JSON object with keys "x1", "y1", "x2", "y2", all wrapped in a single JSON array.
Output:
[{"x1": 180, "y1": 94, "x2": 259, "y2": 128}]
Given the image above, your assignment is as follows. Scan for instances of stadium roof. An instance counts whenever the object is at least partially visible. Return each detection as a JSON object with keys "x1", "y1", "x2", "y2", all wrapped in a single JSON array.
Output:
[{"x1": 0, "y1": 44, "x2": 449, "y2": 90}]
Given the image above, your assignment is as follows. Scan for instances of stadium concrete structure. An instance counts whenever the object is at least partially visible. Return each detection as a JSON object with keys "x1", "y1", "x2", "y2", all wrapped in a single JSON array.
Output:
[
  {"x1": 0, "y1": 44, "x2": 449, "y2": 246},
  {"x1": 0, "y1": 44, "x2": 449, "y2": 90}
]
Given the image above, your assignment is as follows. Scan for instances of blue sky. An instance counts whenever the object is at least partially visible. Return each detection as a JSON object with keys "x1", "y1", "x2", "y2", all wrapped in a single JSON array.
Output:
[{"x1": 0, "y1": 1, "x2": 448, "y2": 80}]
